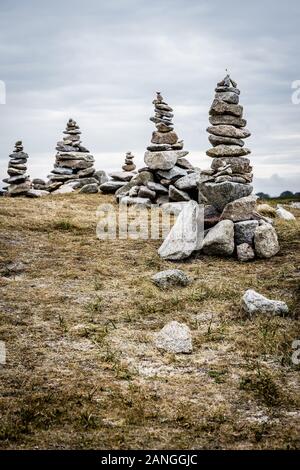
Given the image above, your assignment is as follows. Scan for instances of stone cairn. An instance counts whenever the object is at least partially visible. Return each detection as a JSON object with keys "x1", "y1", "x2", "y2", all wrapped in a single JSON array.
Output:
[
  {"x1": 197, "y1": 75, "x2": 279, "y2": 261},
  {"x1": 47, "y1": 119, "x2": 100, "y2": 193},
  {"x1": 100, "y1": 152, "x2": 137, "y2": 194},
  {"x1": 113, "y1": 92, "x2": 196, "y2": 207},
  {"x1": 2, "y1": 141, "x2": 31, "y2": 196},
  {"x1": 122, "y1": 151, "x2": 136, "y2": 171},
  {"x1": 159, "y1": 76, "x2": 280, "y2": 262}
]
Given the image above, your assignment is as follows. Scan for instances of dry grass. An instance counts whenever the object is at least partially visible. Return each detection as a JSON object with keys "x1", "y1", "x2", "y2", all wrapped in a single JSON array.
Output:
[{"x1": 0, "y1": 193, "x2": 299, "y2": 449}]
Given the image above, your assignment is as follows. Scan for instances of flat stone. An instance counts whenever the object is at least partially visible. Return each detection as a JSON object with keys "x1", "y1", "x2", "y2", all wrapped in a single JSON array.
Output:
[
  {"x1": 237, "y1": 243, "x2": 255, "y2": 262},
  {"x1": 71, "y1": 177, "x2": 99, "y2": 189},
  {"x1": 207, "y1": 125, "x2": 251, "y2": 139},
  {"x1": 48, "y1": 174, "x2": 78, "y2": 182},
  {"x1": 56, "y1": 159, "x2": 93, "y2": 170},
  {"x1": 52, "y1": 184, "x2": 75, "y2": 194},
  {"x1": 7, "y1": 168, "x2": 26, "y2": 176},
  {"x1": 254, "y1": 223, "x2": 280, "y2": 258},
  {"x1": 169, "y1": 185, "x2": 191, "y2": 202},
  {"x1": 9, "y1": 152, "x2": 28, "y2": 160},
  {"x1": 157, "y1": 166, "x2": 188, "y2": 181},
  {"x1": 207, "y1": 145, "x2": 251, "y2": 158},
  {"x1": 214, "y1": 91, "x2": 239, "y2": 104},
  {"x1": 26, "y1": 189, "x2": 49, "y2": 198},
  {"x1": 199, "y1": 181, "x2": 253, "y2": 212},
  {"x1": 158, "y1": 201, "x2": 204, "y2": 260},
  {"x1": 7, "y1": 181, "x2": 31, "y2": 195},
  {"x1": 99, "y1": 180, "x2": 126, "y2": 193},
  {"x1": 120, "y1": 196, "x2": 152, "y2": 208},
  {"x1": 241, "y1": 289, "x2": 288, "y2": 317},
  {"x1": 56, "y1": 152, "x2": 94, "y2": 162},
  {"x1": 79, "y1": 183, "x2": 99, "y2": 194},
  {"x1": 155, "y1": 321, "x2": 192, "y2": 354},
  {"x1": 209, "y1": 134, "x2": 244, "y2": 147},
  {"x1": 215, "y1": 86, "x2": 240, "y2": 94},
  {"x1": 211, "y1": 157, "x2": 252, "y2": 174},
  {"x1": 174, "y1": 172, "x2": 198, "y2": 190},
  {"x1": 155, "y1": 122, "x2": 174, "y2": 133},
  {"x1": 151, "y1": 131, "x2": 178, "y2": 145},
  {"x1": 147, "y1": 181, "x2": 168, "y2": 194},
  {"x1": 210, "y1": 100, "x2": 243, "y2": 117},
  {"x1": 234, "y1": 220, "x2": 259, "y2": 245},
  {"x1": 220, "y1": 195, "x2": 257, "y2": 221},
  {"x1": 7, "y1": 175, "x2": 27, "y2": 184},
  {"x1": 77, "y1": 167, "x2": 95, "y2": 178},
  {"x1": 52, "y1": 166, "x2": 74, "y2": 175},
  {"x1": 144, "y1": 150, "x2": 178, "y2": 170},
  {"x1": 202, "y1": 220, "x2": 234, "y2": 256},
  {"x1": 151, "y1": 269, "x2": 191, "y2": 289},
  {"x1": 209, "y1": 115, "x2": 247, "y2": 128},
  {"x1": 109, "y1": 171, "x2": 135, "y2": 182}
]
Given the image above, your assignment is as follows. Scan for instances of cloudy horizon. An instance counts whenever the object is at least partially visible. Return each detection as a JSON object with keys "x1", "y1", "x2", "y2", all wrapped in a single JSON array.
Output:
[{"x1": 0, "y1": 0, "x2": 299, "y2": 196}]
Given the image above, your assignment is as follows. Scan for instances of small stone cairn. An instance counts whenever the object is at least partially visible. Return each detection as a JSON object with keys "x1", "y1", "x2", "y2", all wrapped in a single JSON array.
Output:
[
  {"x1": 2, "y1": 141, "x2": 31, "y2": 196},
  {"x1": 100, "y1": 152, "x2": 137, "y2": 194},
  {"x1": 47, "y1": 119, "x2": 99, "y2": 193}
]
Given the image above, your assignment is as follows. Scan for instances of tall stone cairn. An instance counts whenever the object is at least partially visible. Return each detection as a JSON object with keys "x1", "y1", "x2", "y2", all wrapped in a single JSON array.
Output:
[
  {"x1": 2, "y1": 141, "x2": 31, "y2": 196},
  {"x1": 199, "y1": 74, "x2": 253, "y2": 212},
  {"x1": 48, "y1": 118, "x2": 96, "y2": 191},
  {"x1": 197, "y1": 74, "x2": 279, "y2": 261}
]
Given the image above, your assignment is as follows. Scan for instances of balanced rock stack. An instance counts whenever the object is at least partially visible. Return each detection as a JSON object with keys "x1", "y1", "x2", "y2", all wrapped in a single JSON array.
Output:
[
  {"x1": 198, "y1": 74, "x2": 279, "y2": 261},
  {"x1": 122, "y1": 152, "x2": 136, "y2": 171},
  {"x1": 2, "y1": 141, "x2": 31, "y2": 196},
  {"x1": 115, "y1": 92, "x2": 196, "y2": 206},
  {"x1": 48, "y1": 119, "x2": 99, "y2": 193},
  {"x1": 159, "y1": 77, "x2": 280, "y2": 262},
  {"x1": 100, "y1": 152, "x2": 136, "y2": 194}
]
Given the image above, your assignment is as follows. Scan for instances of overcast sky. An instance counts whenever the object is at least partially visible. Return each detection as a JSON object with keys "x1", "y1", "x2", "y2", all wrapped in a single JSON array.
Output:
[{"x1": 0, "y1": 0, "x2": 299, "y2": 195}]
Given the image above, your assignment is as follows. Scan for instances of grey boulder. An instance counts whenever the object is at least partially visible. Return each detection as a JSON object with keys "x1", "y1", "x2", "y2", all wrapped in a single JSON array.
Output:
[
  {"x1": 199, "y1": 181, "x2": 253, "y2": 212},
  {"x1": 236, "y1": 243, "x2": 255, "y2": 262},
  {"x1": 158, "y1": 201, "x2": 204, "y2": 260},
  {"x1": 202, "y1": 220, "x2": 234, "y2": 256},
  {"x1": 220, "y1": 195, "x2": 257, "y2": 221},
  {"x1": 155, "y1": 321, "x2": 192, "y2": 353},
  {"x1": 234, "y1": 220, "x2": 259, "y2": 245},
  {"x1": 241, "y1": 289, "x2": 288, "y2": 317},
  {"x1": 79, "y1": 183, "x2": 99, "y2": 194},
  {"x1": 151, "y1": 269, "x2": 191, "y2": 289},
  {"x1": 254, "y1": 223, "x2": 280, "y2": 258}
]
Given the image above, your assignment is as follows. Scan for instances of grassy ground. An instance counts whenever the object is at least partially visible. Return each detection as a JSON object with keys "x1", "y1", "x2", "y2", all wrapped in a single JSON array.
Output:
[{"x1": 0, "y1": 194, "x2": 299, "y2": 449}]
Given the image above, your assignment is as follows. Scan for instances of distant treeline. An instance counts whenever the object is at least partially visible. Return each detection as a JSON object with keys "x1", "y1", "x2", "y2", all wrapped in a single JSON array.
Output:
[{"x1": 256, "y1": 191, "x2": 300, "y2": 200}]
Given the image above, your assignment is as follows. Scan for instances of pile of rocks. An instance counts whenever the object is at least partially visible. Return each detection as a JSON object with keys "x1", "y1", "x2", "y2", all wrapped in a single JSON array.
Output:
[
  {"x1": 2, "y1": 141, "x2": 31, "y2": 196},
  {"x1": 114, "y1": 92, "x2": 197, "y2": 207},
  {"x1": 48, "y1": 119, "x2": 100, "y2": 194},
  {"x1": 100, "y1": 152, "x2": 136, "y2": 194},
  {"x1": 159, "y1": 76, "x2": 280, "y2": 262}
]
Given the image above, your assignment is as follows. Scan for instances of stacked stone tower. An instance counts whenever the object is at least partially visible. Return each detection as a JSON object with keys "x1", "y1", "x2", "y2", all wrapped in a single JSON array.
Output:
[
  {"x1": 48, "y1": 119, "x2": 96, "y2": 192},
  {"x1": 2, "y1": 141, "x2": 31, "y2": 196}
]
